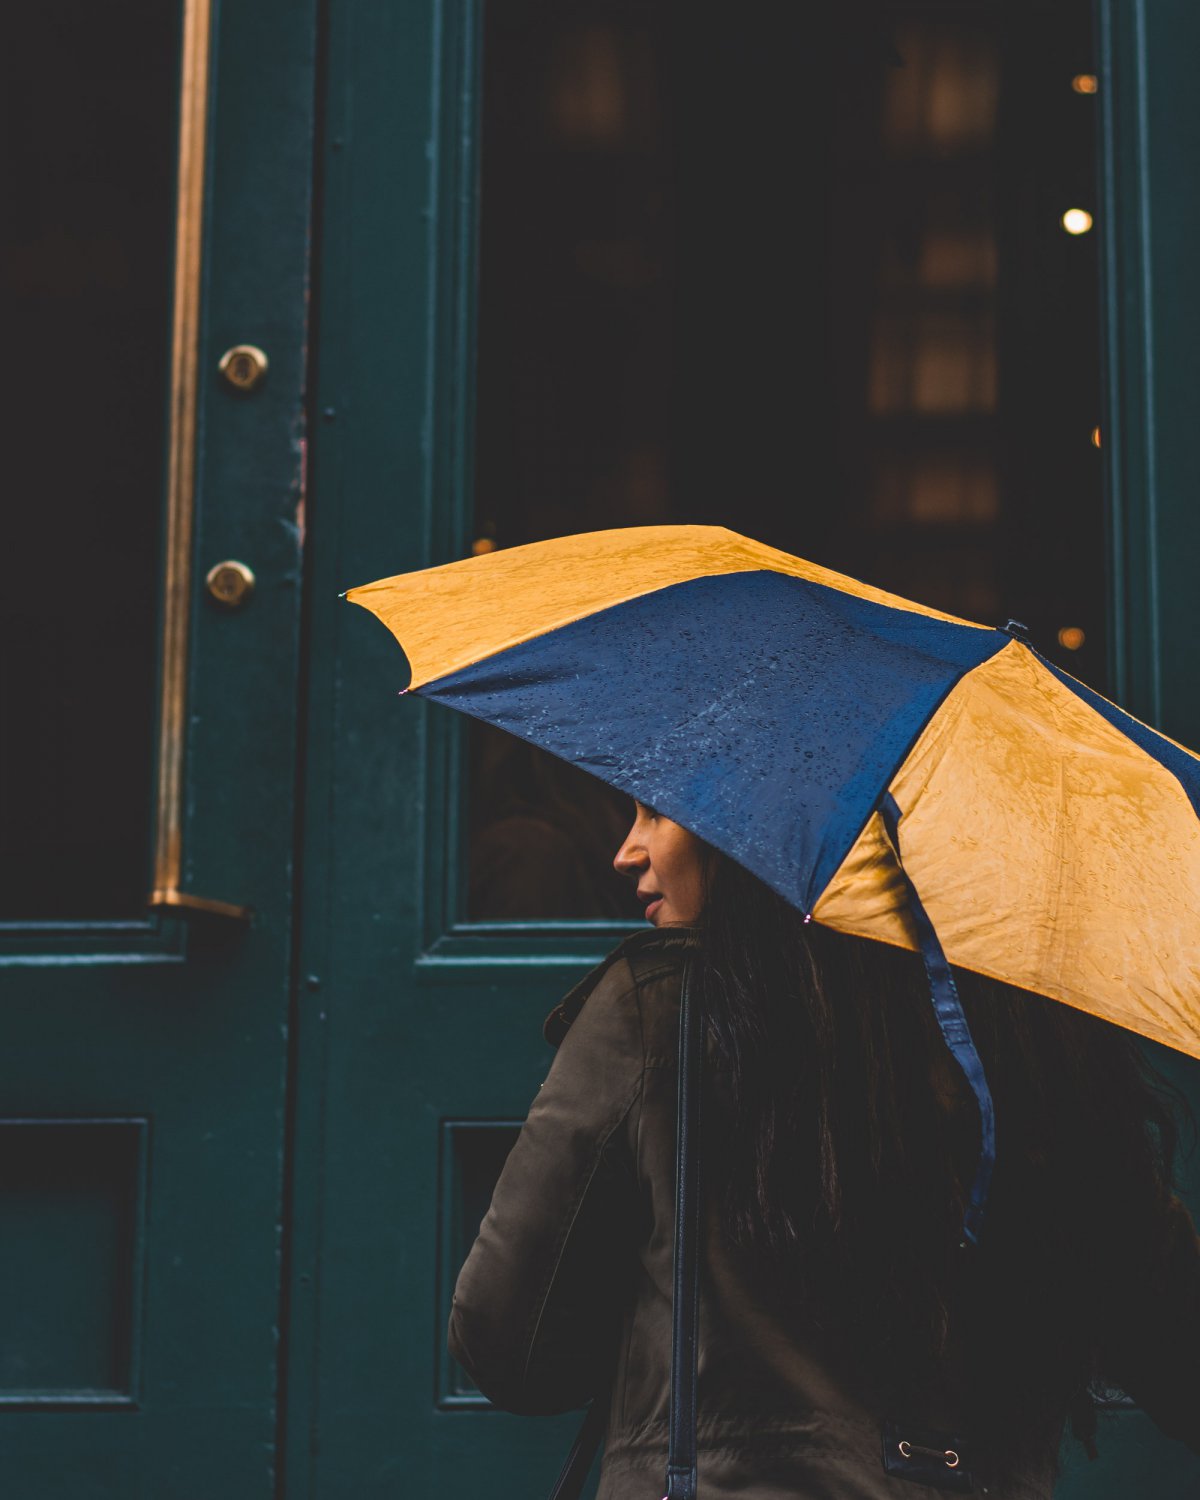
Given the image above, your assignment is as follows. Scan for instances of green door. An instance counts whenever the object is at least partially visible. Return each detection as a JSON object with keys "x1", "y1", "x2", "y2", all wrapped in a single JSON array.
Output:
[
  {"x1": 295, "y1": 1, "x2": 1200, "y2": 1497},
  {"x1": 286, "y1": 5, "x2": 626, "y2": 1492},
  {"x1": 1, "y1": 0, "x2": 316, "y2": 1493},
  {"x1": 1056, "y1": 0, "x2": 1200, "y2": 1490},
  {"x1": 20, "y1": 2, "x2": 1200, "y2": 1496}
]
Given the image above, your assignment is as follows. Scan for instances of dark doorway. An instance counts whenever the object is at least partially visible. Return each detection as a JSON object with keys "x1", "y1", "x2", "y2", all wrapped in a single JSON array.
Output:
[
  {"x1": 469, "y1": 0, "x2": 1101, "y2": 918},
  {"x1": 0, "y1": 0, "x2": 180, "y2": 918}
]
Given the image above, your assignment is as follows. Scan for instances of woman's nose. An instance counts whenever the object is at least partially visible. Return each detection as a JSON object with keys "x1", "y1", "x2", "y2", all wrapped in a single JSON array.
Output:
[{"x1": 612, "y1": 830, "x2": 647, "y2": 878}]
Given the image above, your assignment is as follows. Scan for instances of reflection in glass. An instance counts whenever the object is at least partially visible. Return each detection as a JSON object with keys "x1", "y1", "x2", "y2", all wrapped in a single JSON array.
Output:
[
  {"x1": 468, "y1": 725, "x2": 639, "y2": 920},
  {"x1": 1, "y1": 2, "x2": 179, "y2": 918},
  {"x1": 470, "y1": 0, "x2": 1101, "y2": 920}
]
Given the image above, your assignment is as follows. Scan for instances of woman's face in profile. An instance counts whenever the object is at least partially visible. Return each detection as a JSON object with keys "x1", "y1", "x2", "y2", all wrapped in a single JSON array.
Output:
[{"x1": 612, "y1": 801, "x2": 707, "y2": 927}]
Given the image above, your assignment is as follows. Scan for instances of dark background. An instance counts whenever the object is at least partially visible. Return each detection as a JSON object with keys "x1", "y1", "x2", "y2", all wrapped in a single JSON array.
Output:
[{"x1": 469, "y1": 0, "x2": 1102, "y2": 917}]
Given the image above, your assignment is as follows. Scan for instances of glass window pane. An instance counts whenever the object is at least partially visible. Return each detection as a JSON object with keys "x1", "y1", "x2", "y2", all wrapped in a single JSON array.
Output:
[
  {"x1": 469, "y1": 0, "x2": 1101, "y2": 921},
  {"x1": 0, "y1": 2, "x2": 179, "y2": 919}
]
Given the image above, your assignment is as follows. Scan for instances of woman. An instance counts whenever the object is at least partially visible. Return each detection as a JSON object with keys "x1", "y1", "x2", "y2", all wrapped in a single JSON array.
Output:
[{"x1": 448, "y1": 802, "x2": 1200, "y2": 1497}]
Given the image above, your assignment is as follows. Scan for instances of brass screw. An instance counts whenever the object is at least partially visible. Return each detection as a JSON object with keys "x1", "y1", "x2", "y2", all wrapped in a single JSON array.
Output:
[
  {"x1": 218, "y1": 344, "x2": 269, "y2": 392},
  {"x1": 205, "y1": 560, "x2": 256, "y2": 608}
]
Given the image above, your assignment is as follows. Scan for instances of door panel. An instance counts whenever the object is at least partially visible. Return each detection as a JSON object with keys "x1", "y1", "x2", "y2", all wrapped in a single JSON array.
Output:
[
  {"x1": 299, "y1": 2, "x2": 1200, "y2": 1497},
  {"x1": 0, "y1": 0, "x2": 316, "y2": 1492},
  {"x1": 291, "y1": 7, "x2": 606, "y2": 1488},
  {"x1": 1054, "y1": 7, "x2": 1200, "y2": 1490}
]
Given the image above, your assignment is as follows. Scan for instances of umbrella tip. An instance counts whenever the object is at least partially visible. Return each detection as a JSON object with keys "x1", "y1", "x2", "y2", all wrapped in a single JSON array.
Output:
[{"x1": 1002, "y1": 618, "x2": 1031, "y2": 643}]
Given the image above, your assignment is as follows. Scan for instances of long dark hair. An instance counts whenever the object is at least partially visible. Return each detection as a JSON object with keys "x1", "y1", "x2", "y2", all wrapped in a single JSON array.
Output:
[{"x1": 695, "y1": 849, "x2": 1190, "y2": 1481}]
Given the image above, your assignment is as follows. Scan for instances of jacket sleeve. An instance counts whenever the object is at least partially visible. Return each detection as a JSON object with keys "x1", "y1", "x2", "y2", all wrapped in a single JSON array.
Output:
[
  {"x1": 1099, "y1": 1189, "x2": 1200, "y2": 1453},
  {"x1": 448, "y1": 959, "x2": 646, "y2": 1415}
]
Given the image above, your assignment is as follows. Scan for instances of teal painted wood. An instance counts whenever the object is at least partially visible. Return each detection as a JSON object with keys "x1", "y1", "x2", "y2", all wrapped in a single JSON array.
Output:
[
  {"x1": 290, "y1": 1, "x2": 616, "y2": 1495},
  {"x1": 1075, "y1": 2, "x2": 1200, "y2": 1495},
  {"x1": 1099, "y1": 0, "x2": 1200, "y2": 749},
  {"x1": 0, "y1": 0, "x2": 316, "y2": 1493}
]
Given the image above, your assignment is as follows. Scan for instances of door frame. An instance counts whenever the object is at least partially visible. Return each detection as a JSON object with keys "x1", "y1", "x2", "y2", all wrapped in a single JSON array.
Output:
[{"x1": 1098, "y1": 0, "x2": 1200, "y2": 746}]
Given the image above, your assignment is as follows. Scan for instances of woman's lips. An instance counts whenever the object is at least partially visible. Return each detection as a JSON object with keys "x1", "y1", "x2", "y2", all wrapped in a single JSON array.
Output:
[{"x1": 643, "y1": 898, "x2": 663, "y2": 922}]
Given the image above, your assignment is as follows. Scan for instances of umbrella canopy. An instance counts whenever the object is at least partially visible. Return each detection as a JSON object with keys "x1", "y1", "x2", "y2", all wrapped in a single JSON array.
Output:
[{"x1": 345, "y1": 525, "x2": 1200, "y2": 1232}]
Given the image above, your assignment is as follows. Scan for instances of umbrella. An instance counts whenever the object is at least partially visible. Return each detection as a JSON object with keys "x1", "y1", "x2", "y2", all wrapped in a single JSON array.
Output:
[{"x1": 344, "y1": 524, "x2": 1200, "y2": 1240}]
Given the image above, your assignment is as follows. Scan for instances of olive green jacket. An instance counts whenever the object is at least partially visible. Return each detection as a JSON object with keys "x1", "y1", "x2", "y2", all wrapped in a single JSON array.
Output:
[{"x1": 448, "y1": 929, "x2": 1200, "y2": 1498}]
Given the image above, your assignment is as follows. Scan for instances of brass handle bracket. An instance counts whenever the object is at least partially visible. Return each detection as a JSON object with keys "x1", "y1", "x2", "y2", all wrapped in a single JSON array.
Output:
[{"x1": 148, "y1": 889, "x2": 253, "y2": 923}]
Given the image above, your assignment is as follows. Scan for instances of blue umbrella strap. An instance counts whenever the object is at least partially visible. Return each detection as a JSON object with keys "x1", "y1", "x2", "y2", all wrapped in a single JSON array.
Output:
[{"x1": 878, "y1": 792, "x2": 995, "y2": 1248}]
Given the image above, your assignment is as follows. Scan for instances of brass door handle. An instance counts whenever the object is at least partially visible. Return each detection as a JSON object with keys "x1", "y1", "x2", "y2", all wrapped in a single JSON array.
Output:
[{"x1": 145, "y1": 0, "x2": 250, "y2": 928}]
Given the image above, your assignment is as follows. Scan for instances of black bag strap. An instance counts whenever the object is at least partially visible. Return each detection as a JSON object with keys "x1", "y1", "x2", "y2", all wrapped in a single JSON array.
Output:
[
  {"x1": 547, "y1": 950, "x2": 702, "y2": 1500},
  {"x1": 665, "y1": 951, "x2": 701, "y2": 1499}
]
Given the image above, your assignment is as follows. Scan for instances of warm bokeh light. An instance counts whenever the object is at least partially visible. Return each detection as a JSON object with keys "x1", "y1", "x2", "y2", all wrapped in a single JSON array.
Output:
[
  {"x1": 1058, "y1": 626, "x2": 1086, "y2": 651},
  {"x1": 1091, "y1": 425, "x2": 1102, "y2": 448},
  {"x1": 1071, "y1": 74, "x2": 1098, "y2": 95},
  {"x1": 471, "y1": 536, "x2": 498, "y2": 555},
  {"x1": 1061, "y1": 208, "x2": 1094, "y2": 235}
]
